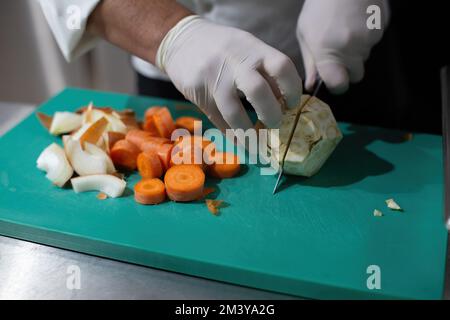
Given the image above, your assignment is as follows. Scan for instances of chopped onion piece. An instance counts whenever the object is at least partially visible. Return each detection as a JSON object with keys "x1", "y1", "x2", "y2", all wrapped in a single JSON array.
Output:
[
  {"x1": 84, "y1": 142, "x2": 116, "y2": 174},
  {"x1": 71, "y1": 174, "x2": 126, "y2": 198},
  {"x1": 37, "y1": 143, "x2": 73, "y2": 187},
  {"x1": 63, "y1": 136, "x2": 108, "y2": 176},
  {"x1": 49, "y1": 112, "x2": 82, "y2": 135}
]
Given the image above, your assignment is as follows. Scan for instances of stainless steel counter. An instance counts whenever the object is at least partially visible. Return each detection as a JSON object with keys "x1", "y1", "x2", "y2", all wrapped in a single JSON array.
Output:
[{"x1": 0, "y1": 102, "x2": 447, "y2": 299}]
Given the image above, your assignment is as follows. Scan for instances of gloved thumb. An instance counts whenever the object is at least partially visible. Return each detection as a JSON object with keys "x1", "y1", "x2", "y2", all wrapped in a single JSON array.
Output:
[{"x1": 316, "y1": 61, "x2": 349, "y2": 95}]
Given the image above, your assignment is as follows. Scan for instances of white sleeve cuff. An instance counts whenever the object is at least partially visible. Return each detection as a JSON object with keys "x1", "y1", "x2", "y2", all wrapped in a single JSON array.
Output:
[{"x1": 38, "y1": 0, "x2": 101, "y2": 62}]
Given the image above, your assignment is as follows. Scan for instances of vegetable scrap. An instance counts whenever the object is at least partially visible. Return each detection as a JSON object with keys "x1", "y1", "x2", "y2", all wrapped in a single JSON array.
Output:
[
  {"x1": 385, "y1": 198, "x2": 402, "y2": 211},
  {"x1": 373, "y1": 209, "x2": 383, "y2": 217},
  {"x1": 206, "y1": 199, "x2": 224, "y2": 215}
]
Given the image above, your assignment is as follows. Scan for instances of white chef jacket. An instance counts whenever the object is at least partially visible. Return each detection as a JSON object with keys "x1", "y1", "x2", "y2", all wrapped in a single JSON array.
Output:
[{"x1": 39, "y1": 0, "x2": 305, "y2": 81}]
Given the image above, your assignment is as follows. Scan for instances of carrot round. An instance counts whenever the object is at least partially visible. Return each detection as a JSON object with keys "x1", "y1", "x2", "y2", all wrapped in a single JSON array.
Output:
[
  {"x1": 137, "y1": 151, "x2": 163, "y2": 179},
  {"x1": 164, "y1": 164, "x2": 205, "y2": 202},
  {"x1": 175, "y1": 117, "x2": 202, "y2": 134},
  {"x1": 153, "y1": 107, "x2": 176, "y2": 139},
  {"x1": 134, "y1": 178, "x2": 166, "y2": 205},
  {"x1": 107, "y1": 131, "x2": 126, "y2": 149},
  {"x1": 141, "y1": 137, "x2": 171, "y2": 154},
  {"x1": 207, "y1": 152, "x2": 241, "y2": 179},
  {"x1": 110, "y1": 139, "x2": 140, "y2": 171},
  {"x1": 156, "y1": 143, "x2": 173, "y2": 170},
  {"x1": 126, "y1": 129, "x2": 154, "y2": 149},
  {"x1": 144, "y1": 106, "x2": 175, "y2": 139},
  {"x1": 170, "y1": 144, "x2": 206, "y2": 171},
  {"x1": 175, "y1": 135, "x2": 214, "y2": 152},
  {"x1": 143, "y1": 117, "x2": 159, "y2": 136}
]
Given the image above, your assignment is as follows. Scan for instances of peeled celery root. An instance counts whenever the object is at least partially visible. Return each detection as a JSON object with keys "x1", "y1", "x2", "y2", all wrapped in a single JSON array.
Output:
[{"x1": 269, "y1": 95, "x2": 342, "y2": 177}]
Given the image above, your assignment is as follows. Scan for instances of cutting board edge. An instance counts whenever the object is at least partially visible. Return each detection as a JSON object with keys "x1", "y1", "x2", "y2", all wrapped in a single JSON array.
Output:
[{"x1": 0, "y1": 218, "x2": 435, "y2": 300}]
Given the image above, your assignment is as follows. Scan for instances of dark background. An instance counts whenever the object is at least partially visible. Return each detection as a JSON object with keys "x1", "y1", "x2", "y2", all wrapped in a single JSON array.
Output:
[{"x1": 323, "y1": 1, "x2": 449, "y2": 134}]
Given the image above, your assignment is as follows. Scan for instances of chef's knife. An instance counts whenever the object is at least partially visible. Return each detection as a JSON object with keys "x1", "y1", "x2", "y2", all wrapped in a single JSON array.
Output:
[{"x1": 272, "y1": 78, "x2": 323, "y2": 194}]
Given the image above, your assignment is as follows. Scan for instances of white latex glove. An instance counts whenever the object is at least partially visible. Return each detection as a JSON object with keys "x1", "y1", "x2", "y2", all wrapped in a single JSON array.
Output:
[
  {"x1": 297, "y1": 0, "x2": 389, "y2": 94},
  {"x1": 157, "y1": 16, "x2": 303, "y2": 131}
]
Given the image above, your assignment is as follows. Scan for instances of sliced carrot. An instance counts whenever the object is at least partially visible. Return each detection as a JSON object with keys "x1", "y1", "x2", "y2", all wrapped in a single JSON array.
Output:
[
  {"x1": 206, "y1": 199, "x2": 224, "y2": 215},
  {"x1": 107, "y1": 131, "x2": 126, "y2": 149},
  {"x1": 153, "y1": 107, "x2": 176, "y2": 139},
  {"x1": 79, "y1": 117, "x2": 109, "y2": 147},
  {"x1": 207, "y1": 152, "x2": 241, "y2": 179},
  {"x1": 156, "y1": 143, "x2": 173, "y2": 170},
  {"x1": 170, "y1": 144, "x2": 206, "y2": 171},
  {"x1": 110, "y1": 139, "x2": 140, "y2": 170},
  {"x1": 144, "y1": 106, "x2": 175, "y2": 139},
  {"x1": 175, "y1": 116, "x2": 202, "y2": 134},
  {"x1": 36, "y1": 112, "x2": 52, "y2": 130},
  {"x1": 164, "y1": 164, "x2": 205, "y2": 202},
  {"x1": 144, "y1": 106, "x2": 162, "y2": 121},
  {"x1": 142, "y1": 117, "x2": 159, "y2": 136},
  {"x1": 137, "y1": 151, "x2": 163, "y2": 179},
  {"x1": 134, "y1": 178, "x2": 166, "y2": 205},
  {"x1": 175, "y1": 135, "x2": 214, "y2": 152},
  {"x1": 141, "y1": 137, "x2": 171, "y2": 154},
  {"x1": 126, "y1": 129, "x2": 154, "y2": 149}
]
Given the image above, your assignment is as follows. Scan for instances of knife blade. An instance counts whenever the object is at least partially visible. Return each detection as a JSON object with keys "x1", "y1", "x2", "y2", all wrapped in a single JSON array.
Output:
[{"x1": 272, "y1": 78, "x2": 323, "y2": 194}]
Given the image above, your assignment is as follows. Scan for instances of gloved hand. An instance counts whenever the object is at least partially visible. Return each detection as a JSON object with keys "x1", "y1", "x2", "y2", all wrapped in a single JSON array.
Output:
[
  {"x1": 297, "y1": 0, "x2": 389, "y2": 94},
  {"x1": 157, "y1": 16, "x2": 302, "y2": 131}
]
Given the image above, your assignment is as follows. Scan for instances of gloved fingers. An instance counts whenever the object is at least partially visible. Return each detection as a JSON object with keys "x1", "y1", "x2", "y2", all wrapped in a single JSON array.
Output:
[
  {"x1": 262, "y1": 53, "x2": 302, "y2": 109},
  {"x1": 235, "y1": 70, "x2": 282, "y2": 128},
  {"x1": 346, "y1": 57, "x2": 365, "y2": 83},
  {"x1": 316, "y1": 61, "x2": 350, "y2": 95},
  {"x1": 299, "y1": 37, "x2": 318, "y2": 92},
  {"x1": 202, "y1": 104, "x2": 231, "y2": 134},
  {"x1": 214, "y1": 89, "x2": 254, "y2": 131}
]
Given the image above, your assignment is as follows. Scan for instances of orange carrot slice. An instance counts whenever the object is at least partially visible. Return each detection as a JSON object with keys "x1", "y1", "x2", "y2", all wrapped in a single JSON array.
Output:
[
  {"x1": 170, "y1": 144, "x2": 206, "y2": 171},
  {"x1": 143, "y1": 117, "x2": 159, "y2": 136},
  {"x1": 110, "y1": 139, "x2": 140, "y2": 170},
  {"x1": 126, "y1": 129, "x2": 154, "y2": 149},
  {"x1": 79, "y1": 117, "x2": 109, "y2": 147},
  {"x1": 207, "y1": 152, "x2": 241, "y2": 179},
  {"x1": 153, "y1": 107, "x2": 176, "y2": 139},
  {"x1": 156, "y1": 143, "x2": 173, "y2": 170},
  {"x1": 144, "y1": 106, "x2": 175, "y2": 139},
  {"x1": 134, "y1": 178, "x2": 166, "y2": 205},
  {"x1": 175, "y1": 116, "x2": 202, "y2": 134},
  {"x1": 175, "y1": 135, "x2": 214, "y2": 153},
  {"x1": 141, "y1": 137, "x2": 172, "y2": 154},
  {"x1": 107, "y1": 131, "x2": 126, "y2": 149},
  {"x1": 164, "y1": 164, "x2": 205, "y2": 202},
  {"x1": 137, "y1": 151, "x2": 163, "y2": 179},
  {"x1": 144, "y1": 106, "x2": 162, "y2": 121}
]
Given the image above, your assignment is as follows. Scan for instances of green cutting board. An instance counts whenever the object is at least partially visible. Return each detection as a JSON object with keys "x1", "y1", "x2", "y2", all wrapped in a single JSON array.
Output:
[{"x1": 0, "y1": 88, "x2": 447, "y2": 299}]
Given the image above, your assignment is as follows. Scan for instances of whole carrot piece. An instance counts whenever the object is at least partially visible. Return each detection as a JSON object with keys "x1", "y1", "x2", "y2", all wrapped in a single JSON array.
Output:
[{"x1": 164, "y1": 164, "x2": 205, "y2": 202}]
